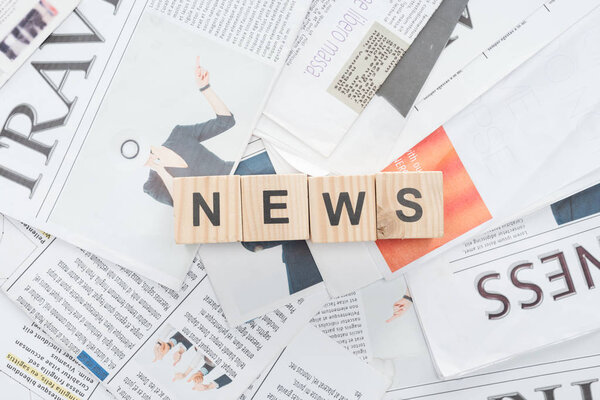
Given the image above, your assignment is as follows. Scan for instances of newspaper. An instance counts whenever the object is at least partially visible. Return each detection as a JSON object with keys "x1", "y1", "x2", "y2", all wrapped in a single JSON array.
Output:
[
  {"x1": 311, "y1": 262, "x2": 600, "y2": 400},
  {"x1": 257, "y1": 0, "x2": 599, "y2": 178},
  {"x1": 1, "y1": 222, "x2": 329, "y2": 399},
  {"x1": 239, "y1": 325, "x2": 389, "y2": 400},
  {"x1": 0, "y1": 0, "x2": 79, "y2": 87},
  {"x1": 406, "y1": 180, "x2": 600, "y2": 378},
  {"x1": 261, "y1": 0, "x2": 442, "y2": 157},
  {"x1": 0, "y1": 215, "x2": 114, "y2": 400},
  {"x1": 0, "y1": 0, "x2": 311, "y2": 290},
  {"x1": 384, "y1": 301, "x2": 600, "y2": 399},
  {"x1": 391, "y1": 0, "x2": 600, "y2": 159},
  {"x1": 367, "y1": 3, "x2": 600, "y2": 280},
  {"x1": 312, "y1": 276, "x2": 429, "y2": 383}
]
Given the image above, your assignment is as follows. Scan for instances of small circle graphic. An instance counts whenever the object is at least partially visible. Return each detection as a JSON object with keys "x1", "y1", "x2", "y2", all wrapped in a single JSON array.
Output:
[{"x1": 120, "y1": 139, "x2": 140, "y2": 159}]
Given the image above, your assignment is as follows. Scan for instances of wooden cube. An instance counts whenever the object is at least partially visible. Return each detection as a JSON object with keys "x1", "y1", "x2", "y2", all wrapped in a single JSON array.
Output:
[
  {"x1": 308, "y1": 175, "x2": 376, "y2": 243},
  {"x1": 241, "y1": 174, "x2": 309, "y2": 241},
  {"x1": 173, "y1": 175, "x2": 242, "y2": 244},
  {"x1": 375, "y1": 171, "x2": 443, "y2": 239}
]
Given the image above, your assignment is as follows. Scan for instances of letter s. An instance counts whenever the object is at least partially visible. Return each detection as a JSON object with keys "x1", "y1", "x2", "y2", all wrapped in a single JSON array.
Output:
[
  {"x1": 396, "y1": 188, "x2": 423, "y2": 222},
  {"x1": 510, "y1": 262, "x2": 543, "y2": 310},
  {"x1": 476, "y1": 272, "x2": 510, "y2": 320}
]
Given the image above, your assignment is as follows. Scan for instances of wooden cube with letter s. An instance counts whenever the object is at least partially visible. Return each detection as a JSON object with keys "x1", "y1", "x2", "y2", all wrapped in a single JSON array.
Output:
[{"x1": 375, "y1": 171, "x2": 443, "y2": 239}]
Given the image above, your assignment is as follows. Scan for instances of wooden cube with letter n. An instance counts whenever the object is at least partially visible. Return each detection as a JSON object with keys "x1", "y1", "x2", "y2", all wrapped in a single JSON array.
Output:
[
  {"x1": 173, "y1": 175, "x2": 242, "y2": 244},
  {"x1": 375, "y1": 171, "x2": 443, "y2": 239},
  {"x1": 241, "y1": 174, "x2": 309, "y2": 241},
  {"x1": 308, "y1": 175, "x2": 377, "y2": 242}
]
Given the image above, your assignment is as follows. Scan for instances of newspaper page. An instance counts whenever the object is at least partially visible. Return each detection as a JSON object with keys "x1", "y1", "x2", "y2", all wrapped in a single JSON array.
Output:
[
  {"x1": 262, "y1": 0, "x2": 442, "y2": 157},
  {"x1": 0, "y1": 0, "x2": 79, "y2": 87},
  {"x1": 257, "y1": 0, "x2": 599, "y2": 178},
  {"x1": 310, "y1": 292, "x2": 372, "y2": 362},
  {"x1": 202, "y1": 148, "x2": 327, "y2": 326},
  {"x1": 391, "y1": 0, "x2": 600, "y2": 159},
  {"x1": 406, "y1": 182, "x2": 600, "y2": 378},
  {"x1": 1, "y1": 229, "x2": 329, "y2": 399},
  {"x1": 368, "y1": 3, "x2": 600, "y2": 280},
  {"x1": 0, "y1": 215, "x2": 114, "y2": 400},
  {"x1": 242, "y1": 325, "x2": 390, "y2": 400},
  {"x1": 0, "y1": 0, "x2": 311, "y2": 290},
  {"x1": 384, "y1": 296, "x2": 600, "y2": 399},
  {"x1": 310, "y1": 276, "x2": 432, "y2": 386},
  {"x1": 386, "y1": 358, "x2": 600, "y2": 400},
  {"x1": 309, "y1": 258, "x2": 600, "y2": 400},
  {"x1": 384, "y1": 298, "x2": 600, "y2": 400}
]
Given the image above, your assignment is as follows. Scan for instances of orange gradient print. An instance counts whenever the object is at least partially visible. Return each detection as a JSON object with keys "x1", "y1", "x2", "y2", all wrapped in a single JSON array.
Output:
[{"x1": 377, "y1": 126, "x2": 491, "y2": 273}]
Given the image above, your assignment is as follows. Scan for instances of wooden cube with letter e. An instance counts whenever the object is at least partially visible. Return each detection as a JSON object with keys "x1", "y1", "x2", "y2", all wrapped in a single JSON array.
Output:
[
  {"x1": 241, "y1": 174, "x2": 309, "y2": 241},
  {"x1": 308, "y1": 175, "x2": 377, "y2": 242},
  {"x1": 173, "y1": 175, "x2": 242, "y2": 244},
  {"x1": 375, "y1": 171, "x2": 443, "y2": 239}
]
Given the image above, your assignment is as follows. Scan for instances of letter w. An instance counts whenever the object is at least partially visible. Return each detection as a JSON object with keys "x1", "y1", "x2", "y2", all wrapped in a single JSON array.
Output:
[
  {"x1": 322, "y1": 192, "x2": 365, "y2": 226},
  {"x1": 193, "y1": 193, "x2": 220, "y2": 226}
]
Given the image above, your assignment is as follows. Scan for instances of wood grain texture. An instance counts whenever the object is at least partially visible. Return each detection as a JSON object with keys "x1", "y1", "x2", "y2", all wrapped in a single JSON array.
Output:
[
  {"x1": 308, "y1": 175, "x2": 376, "y2": 243},
  {"x1": 173, "y1": 175, "x2": 242, "y2": 244},
  {"x1": 375, "y1": 171, "x2": 443, "y2": 239},
  {"x1": 241, "y1": 174, "x2": 309, "y2": 241}
]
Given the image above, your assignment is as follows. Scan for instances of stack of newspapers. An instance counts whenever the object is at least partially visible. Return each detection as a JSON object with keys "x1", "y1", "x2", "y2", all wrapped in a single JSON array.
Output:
[{"x1": 1, "y1": 0, "x2": 600, "y2": 399}]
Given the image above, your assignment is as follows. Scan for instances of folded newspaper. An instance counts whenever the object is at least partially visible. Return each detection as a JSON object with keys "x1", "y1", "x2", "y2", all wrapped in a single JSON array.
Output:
[
  {"x1": 407, "y1": 180, "x2": 600, "y2": 377},
  {"x1": 259, "y1": 0, "x2": 599, "y2": 180},
  {"x1": 262, "y1": 0, "x2": 442, "y2": 157},
  {"x1": 257, "y1": 0, "x2": 553, "y2": 175},
  {"x1": 0, "y1": 0, "x2": 312, "y2": 289},
  {"x1": 313, "y1": 268, "x2": 600, "y2": 400}
]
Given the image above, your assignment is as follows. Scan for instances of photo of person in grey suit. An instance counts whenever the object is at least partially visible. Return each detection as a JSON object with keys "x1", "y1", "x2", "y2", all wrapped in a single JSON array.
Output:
[{"x1": 143, "y1": 57, "x2": 236, "y2": 206}]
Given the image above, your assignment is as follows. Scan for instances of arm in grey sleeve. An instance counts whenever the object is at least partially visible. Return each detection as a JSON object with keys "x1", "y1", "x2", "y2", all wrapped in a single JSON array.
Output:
[{"x1": 177, "y1": 114, "x2": 236, "y2": 142}]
